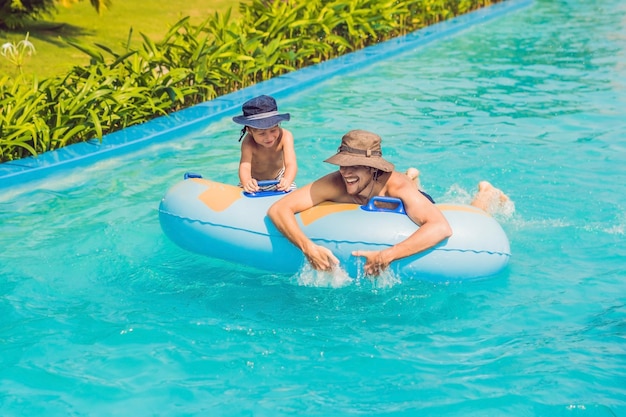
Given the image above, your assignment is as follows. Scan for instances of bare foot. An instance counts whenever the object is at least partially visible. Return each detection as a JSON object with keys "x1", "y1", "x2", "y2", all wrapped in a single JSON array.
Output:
[
  {"x1": 471, "y1": 181, "x2": 511, "y2": 214},
  {"x1": 405, "y1": 167, "x2": 421, "y2": 189}
]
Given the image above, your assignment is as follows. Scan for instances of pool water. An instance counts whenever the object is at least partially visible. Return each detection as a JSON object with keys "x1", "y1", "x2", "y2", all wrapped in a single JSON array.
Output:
[{"x1": 1, "y1": 0, "x2": 625, "y2": 415}]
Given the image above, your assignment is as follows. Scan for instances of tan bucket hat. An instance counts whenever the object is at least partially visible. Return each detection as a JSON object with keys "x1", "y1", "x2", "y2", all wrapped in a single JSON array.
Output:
[{"x1": 324, "y1": 130, "x2": 395, "y2": 172}]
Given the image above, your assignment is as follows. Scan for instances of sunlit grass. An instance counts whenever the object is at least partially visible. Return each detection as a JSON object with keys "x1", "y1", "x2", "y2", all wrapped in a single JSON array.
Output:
[
  {"x1": 0, "y1": 0, "x2": 239, "y2": 79},
  {"x1": 1, "y1": 0, "x2": 498, "y2": 162}
]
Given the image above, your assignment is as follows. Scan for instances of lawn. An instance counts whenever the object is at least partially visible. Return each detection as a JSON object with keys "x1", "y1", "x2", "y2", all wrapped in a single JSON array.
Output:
[{"x1": 0, "y1": 0, "x2": 240, "y2": 79}]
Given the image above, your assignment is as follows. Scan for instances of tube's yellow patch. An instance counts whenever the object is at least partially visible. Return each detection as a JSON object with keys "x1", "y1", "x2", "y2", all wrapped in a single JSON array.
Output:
[
  {"x1": 196, "y1": 179, "x2": 242, "y2": 212},
  {"x1": 300, "y1": 202, "x2": 359, "y2": 226}
]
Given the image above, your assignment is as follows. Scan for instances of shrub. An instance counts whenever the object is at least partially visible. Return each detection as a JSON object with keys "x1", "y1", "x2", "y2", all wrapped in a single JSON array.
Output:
[
  {"x1": 0, "y1": 0, "x2": 110, "y2": 30},
  {"x1": 0, "y1": 0, "x2": 501, "y2": 162}
]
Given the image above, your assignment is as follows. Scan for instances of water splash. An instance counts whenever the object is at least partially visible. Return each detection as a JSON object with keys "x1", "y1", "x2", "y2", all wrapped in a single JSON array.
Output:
[
  {"x1": 363, "y1": 268, "x2": 402, "y2": 289},
  {"x1": 295, "y1": 263, "x2": 354, "y2": 288},
  {"x1": 295, "y1": 260, "x2": 403, "y2": 289},
  {"x1": 442, "y1": 183, "x2": 517, "y2": 221}
]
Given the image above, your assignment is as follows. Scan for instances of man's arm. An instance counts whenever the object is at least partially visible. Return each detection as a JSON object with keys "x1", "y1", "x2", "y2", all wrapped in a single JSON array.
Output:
[
  {"x1": 353, "y1": 172, "x2": 452, "y2": 275},
  {"x1": 268, "y1": 173, "x2": 341, "y2": 271}
]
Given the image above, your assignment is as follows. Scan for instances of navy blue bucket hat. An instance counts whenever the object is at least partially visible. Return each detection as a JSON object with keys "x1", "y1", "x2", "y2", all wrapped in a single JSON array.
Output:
[{"x1": 232, "y1": 95, "x2": 290, "y2": 129}]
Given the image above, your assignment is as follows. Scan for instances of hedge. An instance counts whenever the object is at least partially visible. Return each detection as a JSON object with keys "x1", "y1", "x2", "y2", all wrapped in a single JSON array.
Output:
[{"x1": 0, "y1": 0, "x2": 501, "y2": 162}]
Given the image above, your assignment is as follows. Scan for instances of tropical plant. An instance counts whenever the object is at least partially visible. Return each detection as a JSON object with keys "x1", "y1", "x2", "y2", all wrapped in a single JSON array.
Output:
[
  {"x1": 0, "y1": 32, "x2": 36, "y2": 76},
  {"x1": 0, "y1": 0, "x2": 503, "y2": 162},
  {"x1": 0, "y1": 0, "x2": 111, "y2": 29}
]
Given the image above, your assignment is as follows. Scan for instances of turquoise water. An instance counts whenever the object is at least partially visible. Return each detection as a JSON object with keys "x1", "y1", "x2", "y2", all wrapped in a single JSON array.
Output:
[{"x1": 1, "y1": 0, "x2": 626, "y2": 415}]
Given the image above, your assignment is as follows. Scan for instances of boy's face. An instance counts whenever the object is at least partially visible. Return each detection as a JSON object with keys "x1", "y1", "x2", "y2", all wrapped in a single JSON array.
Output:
[{"x1": 247, "y1": 126, "x2": 281, "y2": 148}]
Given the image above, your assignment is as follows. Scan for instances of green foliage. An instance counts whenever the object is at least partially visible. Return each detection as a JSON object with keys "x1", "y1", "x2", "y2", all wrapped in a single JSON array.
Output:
[
  {"x1": 0, "y1": 0, "x2": 110, "y2": 30},
  {"x1": 0, "y1": 0, "x2": 501, "y2": 162},
  {"x1": 0, "y1": 32, "x2": 36, "y2": 76},
  {"x1": 0, "y1": 0, "x2": 55, "y2": 30}
]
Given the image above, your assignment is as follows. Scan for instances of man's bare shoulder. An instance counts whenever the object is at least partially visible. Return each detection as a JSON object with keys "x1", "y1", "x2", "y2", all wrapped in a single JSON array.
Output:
[
  {"x1": 385, "y1": 171, "x2": 416, "y2": 194},
  {"x1": 310, "y1": 171, "x2": 352, "y2": 204}
]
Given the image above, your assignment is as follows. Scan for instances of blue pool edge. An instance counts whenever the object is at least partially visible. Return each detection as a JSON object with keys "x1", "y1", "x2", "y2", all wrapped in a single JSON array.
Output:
[{"x1": 0, "y1": 0, "x2": 532, "y2": 189}]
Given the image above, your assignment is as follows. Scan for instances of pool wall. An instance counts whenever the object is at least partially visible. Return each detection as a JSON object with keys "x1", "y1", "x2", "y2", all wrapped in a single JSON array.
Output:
[{"x1": 0, "y1": 0, "x2": 532, "y2": 188}]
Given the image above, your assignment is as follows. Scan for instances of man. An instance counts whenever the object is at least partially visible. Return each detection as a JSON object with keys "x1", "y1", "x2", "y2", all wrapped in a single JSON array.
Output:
[{"x1": 267, "y1": 129, "x2": 454, "y2": 276}]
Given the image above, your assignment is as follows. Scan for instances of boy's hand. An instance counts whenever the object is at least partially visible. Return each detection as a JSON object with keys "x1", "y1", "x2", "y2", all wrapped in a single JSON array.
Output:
[
  {"x1": 243, "y1": 179, "x2": 259, "y2": 193},
  {"x1": 276, "y1": 178, "x2": 290, "y2": 191}
]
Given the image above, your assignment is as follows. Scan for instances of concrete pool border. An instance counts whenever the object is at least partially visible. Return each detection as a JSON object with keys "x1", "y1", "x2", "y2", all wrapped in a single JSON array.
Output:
[{"x1": 0, "y1": 0, "x2": 532, "y2": 188}]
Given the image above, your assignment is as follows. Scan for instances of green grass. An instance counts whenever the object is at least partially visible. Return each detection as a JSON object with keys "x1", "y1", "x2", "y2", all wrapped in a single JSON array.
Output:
[{"x1": 0, "y1": 0, "x2": 240, "y2": 79}]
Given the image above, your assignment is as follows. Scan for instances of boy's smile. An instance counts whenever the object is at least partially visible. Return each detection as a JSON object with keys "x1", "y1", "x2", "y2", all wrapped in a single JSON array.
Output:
[{"x1": 248, "y1": 126, "x2": 281, "y2": 148}]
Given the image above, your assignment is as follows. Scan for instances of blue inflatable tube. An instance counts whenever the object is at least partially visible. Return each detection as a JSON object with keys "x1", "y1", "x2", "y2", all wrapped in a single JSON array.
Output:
[{"x1": 158, "y1": 175, "x2": 511, "y2": 281}]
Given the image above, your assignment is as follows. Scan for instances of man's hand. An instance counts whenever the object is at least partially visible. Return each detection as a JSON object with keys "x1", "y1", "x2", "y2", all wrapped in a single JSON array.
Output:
[
  {"x1": 352, "y1": 250, "x2": 391, "y2": 276},
  {"x1": 303, "y1": 243, "x2": 340, "y2": 271}
]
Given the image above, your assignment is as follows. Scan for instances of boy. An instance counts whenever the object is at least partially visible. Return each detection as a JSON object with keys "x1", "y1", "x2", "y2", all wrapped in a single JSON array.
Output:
[{"x1": 233, "y1": 95, "x2": 297, "y2": 193}]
